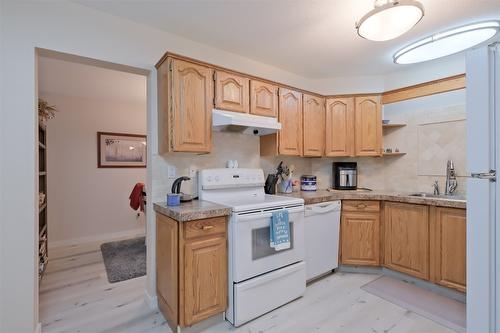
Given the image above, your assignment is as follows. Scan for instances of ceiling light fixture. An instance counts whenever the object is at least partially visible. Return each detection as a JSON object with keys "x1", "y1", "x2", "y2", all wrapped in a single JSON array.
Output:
[
  {"x1": 356, "y1": 0, "x2": 424, "y2": 41},
  {"x1": 394, "y1": 21, "x2": 500, "y2": 64}
]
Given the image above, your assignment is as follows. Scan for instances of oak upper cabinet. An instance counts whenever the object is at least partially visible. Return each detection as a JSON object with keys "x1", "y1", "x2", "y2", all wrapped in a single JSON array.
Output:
[
  {"x1": 354, "y1": 95, "x2": 382, "y2": 156},
  {"x1": 384, "y1": 202, "x2": 429, "y2": 280},
  {"x1": 325, "y1": 97, "x2": 355, "y2": 157},
  {"x1": 250, "y1": 80, "x2": 278, "y2": 117},
  {"x1": 278, "y1": 88, "x2": 303, "y2": 156},
  {"x1": 157, "y1": 57, "x2": 213, "y2": 153},
  {"x1": 156, "y1": 214, "x2": 227, "y2": 330},
  {"x1": 430, "y1": 207, "x2": 466, "y2": 292},
  {"x1": 215, "y1": 71, "x2": 249, "y2": 113},
  {"x1": 303, "y1": 94, "x2": 325, "y2": 157},
  {"x1": 340, "y1": 201, "x2": 380, "y2": 266}
]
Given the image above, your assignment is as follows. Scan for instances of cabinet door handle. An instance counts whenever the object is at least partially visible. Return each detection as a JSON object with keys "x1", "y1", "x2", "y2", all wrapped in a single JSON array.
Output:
[
  {"x1": 201, "y1": 225, "x2": 214, "y2": 230},
  {"x1": 356, "y1": 203, "x2": 367, "y2": 209}
]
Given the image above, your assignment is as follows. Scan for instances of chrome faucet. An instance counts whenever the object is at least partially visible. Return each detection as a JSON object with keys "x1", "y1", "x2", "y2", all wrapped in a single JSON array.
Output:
[
  {"x1": 432, "y1": 181, "x2": 440, "y2": 195},
  {"x1": 445, "y1": 160, "x2": 458, "y2": 195}
]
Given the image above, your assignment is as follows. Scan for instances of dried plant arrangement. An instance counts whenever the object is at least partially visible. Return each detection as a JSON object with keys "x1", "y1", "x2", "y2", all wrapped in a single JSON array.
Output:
[{"x1": 38, "y1": 98, "x2": 57, "y2": 122}]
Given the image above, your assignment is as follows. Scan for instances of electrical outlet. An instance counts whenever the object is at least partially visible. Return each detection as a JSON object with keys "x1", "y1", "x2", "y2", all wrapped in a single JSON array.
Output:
[
  {"x1": 167, "y1": 166, "x2": 176, "y2": 179},
  {"x1": 189, "y1": 166, "x2": 197, "y2": 178}
]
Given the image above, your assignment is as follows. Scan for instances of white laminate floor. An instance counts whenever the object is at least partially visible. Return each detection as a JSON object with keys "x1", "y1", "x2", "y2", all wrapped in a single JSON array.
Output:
[{"x1": 40, "y1": 242, "x2": 457, "y2": 333}]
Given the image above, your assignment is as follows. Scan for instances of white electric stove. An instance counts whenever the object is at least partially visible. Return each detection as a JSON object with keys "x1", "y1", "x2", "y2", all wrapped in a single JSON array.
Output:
[{"x1": 198, "y1": 168, "x2": 306, "y2": 327}]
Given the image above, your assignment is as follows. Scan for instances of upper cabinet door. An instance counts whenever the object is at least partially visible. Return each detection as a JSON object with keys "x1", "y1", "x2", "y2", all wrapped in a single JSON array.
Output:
[
  {"x1": 215, "y1": 71, "x2": 249, "y2": 113},
  {"x1": 279, "y1": 88, "x2": 303, "y2": 156},
  {"x1": 325, "y1": 98, "x2": 355, "y2": 157},
  {"x1": 250, "y1": 80, "x2": 278, "y2": 117},
  {"x1": 171, "y1": 59, "x2": 213, "y2": 153},
  {"x1": 303, "y1": 94, "x2": 325, "y2": 157},
  {"x1": 354, "y1": 95, "x2": 382, "y2": 156}
]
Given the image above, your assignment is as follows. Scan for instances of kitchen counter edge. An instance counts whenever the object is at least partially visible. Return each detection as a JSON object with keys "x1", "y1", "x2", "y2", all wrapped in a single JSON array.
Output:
[
  {"x1": 154, "y1": 200, "x2": 232, "y2": 222},
  {"x1": 282, "y1": 190, "x2": 466, "y2": 209}
]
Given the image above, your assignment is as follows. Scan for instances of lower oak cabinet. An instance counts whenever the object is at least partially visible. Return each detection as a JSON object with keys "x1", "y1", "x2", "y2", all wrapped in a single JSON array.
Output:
[
  {"x1": 340, "y1": 201, "x2": 380, "y2": 266},
  {"x1": 430, "y1": 207, "x2": 467, "y2": 292},
  {"x1": 384, "y1": 202, "x2": 430, "y2": 280},
  {"x1": 156, "y1": 214, "x2": 228, "y2": 330}
]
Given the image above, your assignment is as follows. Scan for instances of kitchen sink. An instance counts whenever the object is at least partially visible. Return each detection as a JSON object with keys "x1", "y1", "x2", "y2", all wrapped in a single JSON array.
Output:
[{"x1": 408, "y1": 193, "x2": 466, "y2": 200}]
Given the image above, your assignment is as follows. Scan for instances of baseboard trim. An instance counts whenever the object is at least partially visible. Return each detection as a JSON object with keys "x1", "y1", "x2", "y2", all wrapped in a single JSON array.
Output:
[
  {"x1": 144, "y1": 288, "x2": 158, "y2": 310},
  {"x1": 48, "y1": 228, "x2": 145, "y2": 249},
  {"x1": 35, "y1": 322, "x2": 41, "y2": 333}
]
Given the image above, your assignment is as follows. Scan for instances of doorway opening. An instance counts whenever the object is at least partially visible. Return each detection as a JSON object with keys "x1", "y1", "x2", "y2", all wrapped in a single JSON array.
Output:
[{"x1": 36, "y1": 49, "x2": 154, "y2": 332}]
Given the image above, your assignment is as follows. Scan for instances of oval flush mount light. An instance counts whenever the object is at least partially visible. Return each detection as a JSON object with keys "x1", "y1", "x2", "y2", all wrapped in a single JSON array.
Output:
[
  {"x1": 394, "y1": 21, "x2": 500, "y2": 64},
  {"x1": 356, "y1": 0, "x2": 425, "y2": 41}
]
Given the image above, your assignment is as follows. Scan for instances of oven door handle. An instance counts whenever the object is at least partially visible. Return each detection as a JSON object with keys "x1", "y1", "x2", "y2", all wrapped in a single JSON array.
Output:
[{"x1": 236, "y1": 207, "x2": 303, "y2": 221}]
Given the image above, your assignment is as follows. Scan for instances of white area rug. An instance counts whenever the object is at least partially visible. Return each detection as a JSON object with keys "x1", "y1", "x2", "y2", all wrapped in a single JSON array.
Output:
[{"x1": 362, "y1": 276, "x2": 466, "y2": 333}]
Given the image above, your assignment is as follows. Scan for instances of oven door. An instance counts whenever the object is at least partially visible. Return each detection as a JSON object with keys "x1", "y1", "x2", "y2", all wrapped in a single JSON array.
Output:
[{"x1": 231, "y1": 205, "x2": 304, "y2": 282}]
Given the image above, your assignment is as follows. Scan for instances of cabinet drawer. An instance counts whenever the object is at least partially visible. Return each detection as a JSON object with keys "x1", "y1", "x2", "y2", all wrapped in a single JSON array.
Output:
[
  {"x1": 342, "y1": 200, "x2": 380, "y2": 212},
  {"x1": 184, "y1": 217, "x2": 227, "y2": 240}
]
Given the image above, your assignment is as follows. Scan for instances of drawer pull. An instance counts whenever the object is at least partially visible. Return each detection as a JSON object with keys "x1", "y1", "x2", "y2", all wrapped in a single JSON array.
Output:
[
  {"x1": 201, "y1": 225, "x2": 214, "y2": 230},
  {"x1": 357, "y1": 203, "x2": 367, "y2": 209}
]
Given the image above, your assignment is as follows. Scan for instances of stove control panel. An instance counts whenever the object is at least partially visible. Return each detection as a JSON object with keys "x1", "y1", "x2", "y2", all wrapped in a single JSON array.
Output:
[{"x1": 199, "y1": 168, "x2": 265, "y2": 189}]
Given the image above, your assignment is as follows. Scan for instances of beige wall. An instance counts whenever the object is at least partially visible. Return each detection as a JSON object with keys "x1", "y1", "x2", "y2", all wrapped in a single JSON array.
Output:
[
  {"x1": 152, "y1": 132, "x2": 311, "y2": 201},
  {"x1": 43, "y1": 93, "x2": 146, "y2": 246}
]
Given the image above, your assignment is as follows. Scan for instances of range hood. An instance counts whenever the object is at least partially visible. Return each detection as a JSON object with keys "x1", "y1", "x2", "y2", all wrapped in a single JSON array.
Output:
[{"x1": 212, "y1": 109, "x2": 281, "y2": 136}]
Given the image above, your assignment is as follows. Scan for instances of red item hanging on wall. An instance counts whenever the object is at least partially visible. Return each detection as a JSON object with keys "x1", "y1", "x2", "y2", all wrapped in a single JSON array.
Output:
[{"x1": 129, "y1": 182, "x2": 145, "y2": 212}]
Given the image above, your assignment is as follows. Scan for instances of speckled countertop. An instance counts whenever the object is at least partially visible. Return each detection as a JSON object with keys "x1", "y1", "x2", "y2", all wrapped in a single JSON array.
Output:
[
  {"x1": 154, "y1": 200, "x2": 231, "y2": 222},
  {"x1": 282, "y1": 189, "x2": 466, "y2": 209}
]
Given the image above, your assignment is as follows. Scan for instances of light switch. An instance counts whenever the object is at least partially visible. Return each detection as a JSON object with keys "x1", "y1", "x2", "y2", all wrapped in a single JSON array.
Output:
[
  {"x1": 168, "y1": 166, "x2": 176, "y2": 179},
  {"x1": 189, "y1": 166, "x2": 197, "y2": 178}
]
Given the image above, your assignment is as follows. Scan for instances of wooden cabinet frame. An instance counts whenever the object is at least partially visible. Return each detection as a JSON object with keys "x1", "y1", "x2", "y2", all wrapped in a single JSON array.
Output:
[
  {"x1": 215, "y1": 71, "x2": 249, "y2": 113},
  {"x1": 354, "y1": 95, "x2": 382, "y2": 156},
  {"x1": 384, "y1": 202, "x2": 429, "y2": 280},
  {"x1": 303, "y1": 94, "x2": 325, "y2": 157},
  {"x1": 429, "y1": 206, "x2": 467, "y2": 292},
  {"x1": 250, "y1": 80, "x2": 278, "y2": 117},
  {"x1": 278, "y1": 88, "x2": 303, "y2": 156},
  {"x1": 156, "y1": 214, "x2": 228, "y2": 331},
  {"x1": 158, "y1": 57, "x2": 213, "y2": 154},
  {"x1": 340, "y1": 201, "x2": 380, "y2": 266},
  {"x1": 325, "y1": 97, "x2": 355, "y2": 157}
]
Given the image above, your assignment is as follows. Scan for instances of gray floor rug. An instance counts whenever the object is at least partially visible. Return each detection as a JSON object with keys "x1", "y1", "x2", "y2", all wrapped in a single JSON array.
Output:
[
  {"x1": 362, "y1": 276, "x2": 466, "y2": 333},
  {"x1": 101, "y1": 237, "x2": 146, "y2": 283}
]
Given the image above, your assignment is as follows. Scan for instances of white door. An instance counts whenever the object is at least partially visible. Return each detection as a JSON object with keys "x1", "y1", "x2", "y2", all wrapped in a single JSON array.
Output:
[{"x1": 466, "y1": 43, "x2": 498, "y2": 333}]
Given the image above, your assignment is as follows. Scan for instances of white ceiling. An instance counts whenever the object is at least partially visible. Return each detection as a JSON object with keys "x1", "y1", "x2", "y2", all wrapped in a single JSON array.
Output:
[
  {"x1": 75, "y1": 0, "x2": 500, "y2": 79},
  {"x1": 38, "y1": 56, "x2": 147, "y2": 104}
]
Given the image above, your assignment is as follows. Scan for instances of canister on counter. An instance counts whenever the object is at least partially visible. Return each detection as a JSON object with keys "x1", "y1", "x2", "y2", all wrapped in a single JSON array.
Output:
[{"x1": 300, "y1": 175, "x2": 317, "y2": 191}]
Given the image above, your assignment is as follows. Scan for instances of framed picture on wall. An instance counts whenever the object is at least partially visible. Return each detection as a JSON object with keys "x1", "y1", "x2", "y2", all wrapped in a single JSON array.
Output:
[{"x1": 97, "y1": 132, "x2": 147, "y2": 168}]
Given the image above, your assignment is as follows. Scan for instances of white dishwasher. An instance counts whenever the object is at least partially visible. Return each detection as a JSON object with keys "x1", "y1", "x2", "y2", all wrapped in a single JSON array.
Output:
[{"x1": 304, "y1": 200, "x2": 341, "y2": 281}]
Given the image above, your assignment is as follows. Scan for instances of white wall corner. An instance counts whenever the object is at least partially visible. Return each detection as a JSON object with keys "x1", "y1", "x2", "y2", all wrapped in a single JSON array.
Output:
[{"x1": 144, "y1": 288, "x2": 158, "y2": 310}]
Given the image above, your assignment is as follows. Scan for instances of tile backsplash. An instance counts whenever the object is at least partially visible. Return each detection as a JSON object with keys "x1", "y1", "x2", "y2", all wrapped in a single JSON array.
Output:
[{"x1": 152, "y1": 90, "x2": 467, "y2": 202}]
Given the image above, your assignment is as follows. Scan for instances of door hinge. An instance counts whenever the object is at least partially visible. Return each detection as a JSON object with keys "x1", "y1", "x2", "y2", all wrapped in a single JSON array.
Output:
[{"x1": 470, "y1": 170, "x2": 496, "y2": 181}]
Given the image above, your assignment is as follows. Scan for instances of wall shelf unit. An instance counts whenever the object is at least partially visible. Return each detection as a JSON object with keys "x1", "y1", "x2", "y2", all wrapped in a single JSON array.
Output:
[
  {"x1": 39, "y1": 122, "x2": 48, "y2": 281},
  {"x1": 382, "y1": 121, "x2": 406, "y2": 157}
]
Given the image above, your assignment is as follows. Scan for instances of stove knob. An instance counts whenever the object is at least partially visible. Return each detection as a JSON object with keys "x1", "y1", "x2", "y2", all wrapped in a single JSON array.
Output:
[
  {"x1": 215, "y1": 176, "x2": 220, "y2": 182},
  {"x1": 207, "y1": 176, "x2": 212, "y2": 182}
]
